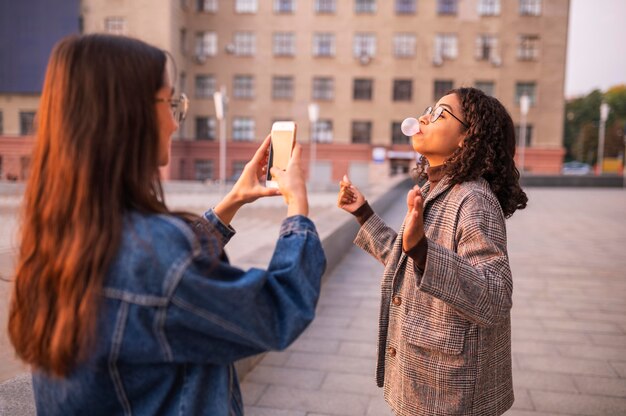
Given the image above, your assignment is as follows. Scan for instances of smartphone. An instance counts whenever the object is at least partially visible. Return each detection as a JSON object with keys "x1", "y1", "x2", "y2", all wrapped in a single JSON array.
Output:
[{"x1": 266, "y1": 121, "x2": 297, "y2": 188}]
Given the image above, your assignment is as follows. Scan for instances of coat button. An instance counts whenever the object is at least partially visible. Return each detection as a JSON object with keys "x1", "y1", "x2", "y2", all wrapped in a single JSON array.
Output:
[
  {"x1": 387, "y1": 347, "x2": 396, "y2": 357},
  {"x1": 392, "y1": 296, "x2": 402, "y2": 306}
]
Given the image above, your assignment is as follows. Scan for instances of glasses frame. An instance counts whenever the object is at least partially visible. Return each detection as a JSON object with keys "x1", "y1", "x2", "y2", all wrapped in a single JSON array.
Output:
[
  {"x1": 156, "y1": 93, "x2": 189, "y2": 123},
  {"x1": 422, "y1": 105, "x2": 469, "y2": 129}
]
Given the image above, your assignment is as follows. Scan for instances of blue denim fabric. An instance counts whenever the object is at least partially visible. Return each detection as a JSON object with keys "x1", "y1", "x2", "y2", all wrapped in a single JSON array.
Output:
[{"x1": 32, "y1": 209, "x2": 326, "y2": 415}]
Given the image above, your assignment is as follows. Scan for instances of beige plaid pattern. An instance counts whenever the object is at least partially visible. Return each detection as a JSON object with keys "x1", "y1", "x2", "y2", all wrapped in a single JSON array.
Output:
[{"x1": 355, "y1": 177, "x2": 514, "y2": 415}]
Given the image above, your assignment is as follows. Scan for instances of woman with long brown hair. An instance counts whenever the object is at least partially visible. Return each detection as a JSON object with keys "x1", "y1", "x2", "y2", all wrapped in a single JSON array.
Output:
[{"x1": 8, "y1": 34, "x2": 325, "y2": 415}]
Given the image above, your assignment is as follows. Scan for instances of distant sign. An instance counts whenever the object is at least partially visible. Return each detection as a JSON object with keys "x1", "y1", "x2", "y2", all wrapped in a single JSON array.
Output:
[
  {"x1": 387, "y1": 150, "x2": 416, "y2": 160},
  {"x1": 372, "y1": 147, "x2": 386, "y2": 164}
]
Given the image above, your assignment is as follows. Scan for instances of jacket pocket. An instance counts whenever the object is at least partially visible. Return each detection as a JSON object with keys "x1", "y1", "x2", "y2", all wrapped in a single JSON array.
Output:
[{"x1": 401, "y1": 305, "x2": 468, "y2": 356}]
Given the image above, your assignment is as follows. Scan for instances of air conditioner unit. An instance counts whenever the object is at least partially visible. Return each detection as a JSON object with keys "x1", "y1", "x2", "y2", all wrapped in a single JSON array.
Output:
[
  {"x1": 433, "y1": 54, "x2": 443, "y2": 66},
  {"x1": 490, "y1": 54, "x2": 502, "y2": 67},
  {"x1": 225, "y1": 43, "x2": 235, "y2": 54},
  {"x1": 359, "y1": 52, "x2": 371, "y2": 65},
  {"x1": 194, "y1": 53, "x2": 207, "y2": 64}
]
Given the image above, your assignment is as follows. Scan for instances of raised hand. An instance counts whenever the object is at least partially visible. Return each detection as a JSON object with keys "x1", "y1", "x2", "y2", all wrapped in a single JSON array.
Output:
[
  {"x1": 337, "y1": 175, "x2": 366, "y2": 213},
  {"x1": 402, "y1": 185, "x2": 425, "y2": 252},
  {"x1": 214, "y1": 135, "x2": 281, "y2": 224},
  {"x1": 229, "y1": 134, "x2": 282, "y2": 204},
  {"x1": 269, "y1": 144, "x2": 309, "y2": 217}
]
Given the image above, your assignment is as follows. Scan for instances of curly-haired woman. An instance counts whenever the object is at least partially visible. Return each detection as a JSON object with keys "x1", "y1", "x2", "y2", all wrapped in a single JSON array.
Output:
[{"x1": 338, "y1": 87, "x2": 527, "y2": 415}]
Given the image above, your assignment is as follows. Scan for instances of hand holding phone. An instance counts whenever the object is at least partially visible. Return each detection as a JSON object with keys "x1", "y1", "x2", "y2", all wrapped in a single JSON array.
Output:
[{"x1": 266, "y1": 121, "x2": 297, "y2": 188}]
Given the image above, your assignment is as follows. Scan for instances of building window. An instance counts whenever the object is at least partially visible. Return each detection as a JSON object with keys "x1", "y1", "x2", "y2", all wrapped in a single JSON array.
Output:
[
  {"x1": 313, "y1": 33, "x2": 335, "y2": 57},
  {"x1": 232, "y1": 117, "x2": 255, "y2": 141},
  {"x1": 275, "y1": 0, "x2": 295, "y2": 13},
  {"x1": 515, "y1": 82, "x2": 536, "y2": 105},
  {"x1": 438, "y1": 0, "x2": 458, "y2": 15},
  {"x1": 197, "y1": 0, "x2": 218, "y2": 12},
  {"x1": 233, "y1": 75, "x2": 254, "y2": 99},
  {"x1": 478, "y1": 0, "x2": 500, "y2": 15},
  {"x1": 195, "y1": 75, "x2": 215, "y2": 98},
  {"x1": 234, "y1": 32, "x2": 255, "y2": 56},
  {"x1": 272, "y1": 76, "x2": 294, "y2": 100},
  {"x1": 475, "y1": 81, "x2": 495, "y2": 96},
  {"x1": 393, "y1": 79, "x2": 412, "y2": 101},
  {"x1": 315, "y1": 0, "x2": 336, "y2": 13},
  {"x1": 196, "y1": 32, "x2": 217, "y2": 57},
  {"x1": 180, "y1": 29, "x2": 188, "y2": 56},
  {"x1": 195, "y1": 117, "x2": 216, "y2": 140},
  {"x1": 231, "y1": 161, "x2": 247, "y2": 181},
  {"x1": 273, "y1": 32, "x2": 296, "y2": 56},
  {"x1": 195, "y1": 160, "x2": 214, "y2": 181},
  {"x1": 20, "y1": 111, "x2": 35, "y2": 136},
  {"x1": 104, "y1": 17, "x2": 126, "y2": 35},
  {"x1": 355, "y1": 0, "x2": 376, "y2": 14},
  {"x1": 475, "y1": 34, "x2": 498, "y2": 61},
  {"x1": 433, "y1": 80, "x2": 453, "y2": 100},
  {"x1": 353, "y1": 33, "x2": 376, "y2": 58},
  {"x1": 312, "y1": 120, "x2": 333, "y2": 143},
  {"x1": 353, "y1": 79, "x2": 373, "y2": 100},
  {"x1": 236, "y1": 0, "x2": 258, "y2": 13},
  {"x1": 396, "y1": 0, "x2": 416, "y2": 14},
  {"x1": 518, "y1": 35, "x2": 540, "y2": 60},
  {"x1": 179, "y1": 72, "x2": 187, "y2": 97},
  {"x1": 515, "y1": 124, "x2": 533, "y2": 146},
  {"x1": 312, "y1": 77, "x2": 334, "y2": 100},
  {"x1": 394, "y1": 33, "x2": 416, "y2": 58},
  {"x1": 352, "y1": 121, "x2": 372, "y2": 144},
  {"x1": 434, "y1": 34, "x2": 458, "y2": 61},
  {"x1": 391, "y1": 122, "x2": 410, "y2": 144},
  {"x1": 519, "y1": 0, "x2": 541, "y2": 16}
]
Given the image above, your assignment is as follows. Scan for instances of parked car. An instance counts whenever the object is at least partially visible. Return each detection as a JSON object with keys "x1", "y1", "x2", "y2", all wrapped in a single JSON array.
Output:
[{"x1": 562, "y1": 161, "x2": 592, "y2": 175}]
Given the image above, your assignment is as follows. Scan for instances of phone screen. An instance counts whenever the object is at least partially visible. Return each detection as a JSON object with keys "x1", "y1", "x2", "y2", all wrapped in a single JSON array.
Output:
[{"x1": 267, "y1": 128, "x2": 295, "y2": 182}]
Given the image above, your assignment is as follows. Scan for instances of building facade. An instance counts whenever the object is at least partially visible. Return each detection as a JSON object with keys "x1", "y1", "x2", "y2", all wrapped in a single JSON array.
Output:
[{"x1": 0, "y1": 0, "x2": 569, "y2": 182}]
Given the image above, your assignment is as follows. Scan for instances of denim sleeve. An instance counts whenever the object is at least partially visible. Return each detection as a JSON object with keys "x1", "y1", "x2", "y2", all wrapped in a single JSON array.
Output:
[
  {"x1": 166, "y1": 215, "x2": 326, "y2": 364},
  {"x1": 203, "y1": 208, "x2": 236, "y2": 247}
]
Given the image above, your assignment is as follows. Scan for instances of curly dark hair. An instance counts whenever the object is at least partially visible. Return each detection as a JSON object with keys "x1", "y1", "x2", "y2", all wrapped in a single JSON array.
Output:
[{"x1": 414, "y1": 87, "x2": 528, "y2": 218}]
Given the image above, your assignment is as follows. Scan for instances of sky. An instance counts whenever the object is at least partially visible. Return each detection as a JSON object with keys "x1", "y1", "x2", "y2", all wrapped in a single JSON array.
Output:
[{"x1": 565, "y1": 0, "x2": 626, "y2": 98}]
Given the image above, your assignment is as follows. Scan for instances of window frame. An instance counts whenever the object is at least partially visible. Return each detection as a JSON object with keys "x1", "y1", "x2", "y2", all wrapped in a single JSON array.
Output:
[{"x1": 351, "y1": 121, "x2": 372, "y2": 144}]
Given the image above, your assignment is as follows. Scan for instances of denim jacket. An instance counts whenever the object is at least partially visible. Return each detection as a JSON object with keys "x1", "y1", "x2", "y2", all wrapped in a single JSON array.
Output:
[{"x1": 32, "y1": 209, "x2": 326, "y2": 415}]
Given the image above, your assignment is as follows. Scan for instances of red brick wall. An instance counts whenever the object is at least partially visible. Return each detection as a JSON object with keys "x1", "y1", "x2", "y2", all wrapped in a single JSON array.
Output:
[{"x1": 0, "y1": 135, "x2": 566, "y2": 181}]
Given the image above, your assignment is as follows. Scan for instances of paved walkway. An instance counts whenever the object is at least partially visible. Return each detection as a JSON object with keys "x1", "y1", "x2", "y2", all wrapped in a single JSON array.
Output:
[
  {"x1": 1, "y1": 185, "x2": 625, "y2": 415},
  {"x1": 241, "y1": 187, "x2": 626, "y2": 416}
]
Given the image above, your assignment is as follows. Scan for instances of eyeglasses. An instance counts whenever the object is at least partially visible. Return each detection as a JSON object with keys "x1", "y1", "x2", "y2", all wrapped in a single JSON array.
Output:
[
  {"x1": 422, "y1": 105, "x2": 469, "y2": 129},
  {"x1": 156, "y1": 93, "x2": 189, "y2": 123}
]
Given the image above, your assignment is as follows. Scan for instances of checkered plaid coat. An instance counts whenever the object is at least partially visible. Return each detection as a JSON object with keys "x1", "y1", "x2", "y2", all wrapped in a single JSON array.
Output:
[{"x1": 354, "y1": 176, "x2": 514, "y2": 415}]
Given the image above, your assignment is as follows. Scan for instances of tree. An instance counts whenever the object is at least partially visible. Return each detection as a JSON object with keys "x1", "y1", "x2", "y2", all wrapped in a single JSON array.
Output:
[{"x1": 564, "y1": 85, "x2": 626, "y2": 164}]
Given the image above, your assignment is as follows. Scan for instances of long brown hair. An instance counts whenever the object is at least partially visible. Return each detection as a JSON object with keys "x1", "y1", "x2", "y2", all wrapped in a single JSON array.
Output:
[
  {"x1": 8, "y1": 34, "x2": 172, "y2": 376},
  {"x1": 414, "y1": 87, "x2": 528, "y2": 218}
]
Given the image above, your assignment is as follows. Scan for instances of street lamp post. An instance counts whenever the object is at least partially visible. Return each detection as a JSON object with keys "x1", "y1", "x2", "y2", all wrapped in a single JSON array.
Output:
[
  {"x1": 518, "y1": 95, "x2": 530, "y2": 174},
  {"x1": 597, "y1": 101, "x2": 610, "y2": 175},
  {"x1": 213, "y1": 86, "x2": 227, "y2": 190},
  {"x1": 622, "y1": 123, "x2": 626, "y2": 188},
  {"x1": 308, "y1": 103, "x2": 320, "y2": 185}
]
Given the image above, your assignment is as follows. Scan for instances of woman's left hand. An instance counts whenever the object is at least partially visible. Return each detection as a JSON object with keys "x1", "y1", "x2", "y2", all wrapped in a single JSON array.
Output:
[{"x1": 402, "y1": 185, "x2": 425, "y2": 252}]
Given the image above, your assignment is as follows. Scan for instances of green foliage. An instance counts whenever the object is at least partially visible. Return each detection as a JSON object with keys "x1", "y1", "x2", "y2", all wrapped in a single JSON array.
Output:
[{"x1": 564, "y1": 85, "x2": 626, "y2": 164}]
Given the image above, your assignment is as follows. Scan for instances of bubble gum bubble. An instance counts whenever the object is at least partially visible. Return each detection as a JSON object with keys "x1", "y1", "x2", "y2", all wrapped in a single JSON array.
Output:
[{"x1": 401, "y1": 117, "x2": 420, "y2": 136}]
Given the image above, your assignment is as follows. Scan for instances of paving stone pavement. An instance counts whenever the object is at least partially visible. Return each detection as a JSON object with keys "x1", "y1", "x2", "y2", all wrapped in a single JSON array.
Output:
[{"x1": 241, "y1": 187, "x2": 626, "y2": 416}]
